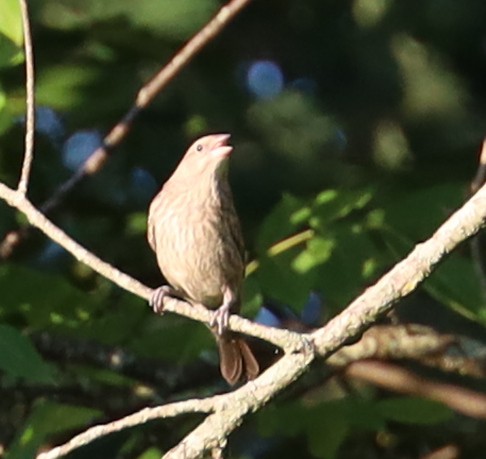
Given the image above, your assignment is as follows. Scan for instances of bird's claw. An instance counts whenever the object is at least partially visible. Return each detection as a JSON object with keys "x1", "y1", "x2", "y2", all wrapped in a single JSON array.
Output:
[
  {"x1": 150, "y1": 285, "x2": 175, "y2": 314},
  {"x1": 211, "y1": 303, "x2": 231, "y2": 335}
]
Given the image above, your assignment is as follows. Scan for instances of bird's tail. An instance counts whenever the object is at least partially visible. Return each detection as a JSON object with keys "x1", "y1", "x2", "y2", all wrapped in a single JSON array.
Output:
[{"x1": 216, "y1": 333, "x2": 259, "y2": 385}]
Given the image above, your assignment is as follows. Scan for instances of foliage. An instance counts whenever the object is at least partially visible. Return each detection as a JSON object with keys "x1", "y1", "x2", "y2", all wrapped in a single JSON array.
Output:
[{"x1": 1, "y1": 0, "x2": 486, "y2": 458}]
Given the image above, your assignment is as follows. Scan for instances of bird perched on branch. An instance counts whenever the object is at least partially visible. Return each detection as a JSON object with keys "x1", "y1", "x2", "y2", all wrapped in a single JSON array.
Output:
[{"x1": 147, "y1": 133, "x2": 259, "y2": 385}]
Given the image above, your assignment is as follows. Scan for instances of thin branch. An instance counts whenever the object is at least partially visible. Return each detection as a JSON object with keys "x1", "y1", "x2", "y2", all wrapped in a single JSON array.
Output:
[
  {"x1": 470, "y1": 140, "x2": 486, "y2": 295},
  {"x1": 17, "y1": 0, "x2": 35, "y2": 195},
  {"x1": 327, "y1": 324, "x2": 455, "y2": 366},
  {"x1": 37, "y1": 399, "x2": 216, "y2": 459},
  {"x1": 246, "y1": 229, "x2": 314, "y2": 275},
  {"x1": 470, "y1": 139, "x2": 486, "y2": 194},
  {"x1": 346, "y1": 360, "x2": 486, "y2": 420}
]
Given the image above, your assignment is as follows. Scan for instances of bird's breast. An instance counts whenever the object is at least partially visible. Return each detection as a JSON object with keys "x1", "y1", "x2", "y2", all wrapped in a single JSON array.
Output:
[{"x1": 149, "y1": 189, "x2": 244, "y2": 308}]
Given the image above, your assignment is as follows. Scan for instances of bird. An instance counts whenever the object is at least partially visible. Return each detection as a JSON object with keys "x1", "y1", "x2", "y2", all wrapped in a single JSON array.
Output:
[{"x1": 147, "y1": 133, "x2": 259, "y2": 385}]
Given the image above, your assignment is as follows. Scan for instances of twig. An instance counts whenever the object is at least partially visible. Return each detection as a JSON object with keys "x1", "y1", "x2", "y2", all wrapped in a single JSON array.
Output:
[
  {"x1": 17, "y1": 0, "x2": 35, "y2": 195},
  {"x1": 470, "y1": 140, "x2": 486, "y2": 295},
  {"x1": 328, "y1": 324, "x2": 455, "y2": 366},
  {"x1": 346, "y1": 360, "x2": 486, "y2": 419},
  {"x1": 37, "y1": 398, "x2": 216, "y2": 459},
  {"x1": 470, "y1": 139, "x2": 486, "y2": 194}
]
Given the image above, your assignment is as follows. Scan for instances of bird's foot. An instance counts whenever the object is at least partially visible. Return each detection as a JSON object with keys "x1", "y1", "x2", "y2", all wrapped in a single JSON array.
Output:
[
  {"x1": 150, "y1": 285, "x2": 176, "y2": 314},
  {"x1": 211, "y1": 302, "x2": 231, "y2": 336}
]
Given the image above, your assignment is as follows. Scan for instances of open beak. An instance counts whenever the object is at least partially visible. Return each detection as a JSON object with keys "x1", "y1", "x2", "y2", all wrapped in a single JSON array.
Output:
[{"x1": 211, "y1": 133, "x2": 233, "y2": 158}]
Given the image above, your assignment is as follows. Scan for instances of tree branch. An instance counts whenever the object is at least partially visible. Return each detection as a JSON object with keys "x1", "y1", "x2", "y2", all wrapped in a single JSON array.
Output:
[
  {"x1": 17, "y1": 0, "x2": 35, "y2": 195},
  {"x1": 346, "y1": 360, "x2": 486, "y2": 419},
  {"x1": 37, "y1": 398, "x2": 216, "y2": 459}
]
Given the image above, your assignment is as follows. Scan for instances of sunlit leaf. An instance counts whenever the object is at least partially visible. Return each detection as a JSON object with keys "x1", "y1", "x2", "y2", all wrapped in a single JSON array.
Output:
[{"x1": 0, "y1": 0, "x2": 23, "y2": 45}]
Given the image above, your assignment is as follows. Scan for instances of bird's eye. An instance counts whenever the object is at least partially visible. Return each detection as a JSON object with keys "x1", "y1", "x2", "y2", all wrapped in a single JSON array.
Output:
[{"x1": 196, "y1": 144, "x2": 203, "y2": 152}]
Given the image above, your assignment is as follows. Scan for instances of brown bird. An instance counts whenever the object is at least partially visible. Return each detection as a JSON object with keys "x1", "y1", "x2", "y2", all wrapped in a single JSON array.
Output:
[{"x1": 147, "y1": 133, "x2": 259, "y2": 385}]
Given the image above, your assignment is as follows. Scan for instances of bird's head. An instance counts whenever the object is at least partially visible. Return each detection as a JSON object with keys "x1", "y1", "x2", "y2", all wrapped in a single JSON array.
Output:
[{"x1": 170, "y1": 134, "x2": 233, "y2": 184}]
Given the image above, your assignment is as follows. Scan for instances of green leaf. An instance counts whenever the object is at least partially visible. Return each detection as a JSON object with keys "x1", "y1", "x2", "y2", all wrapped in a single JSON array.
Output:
[
  {"x1": 258, "y1": 398, "x2": 386, "y2": 459},
  {"x1": 40, "y1": 0, "x2": 218, "y2": 40},
  {"x1": 8, "y1": 400, "x2": 101, "y2": 459},
  {"x1": 425, "y1": 253, "x2": 486, "y2": 324},
  {"x1": 382, "y1": 183, "x2": 463, "y2": 239},
  {"x1": 257, "y1": 252, "x2": 317, "y2": 310},
  {"x1": 0, "y1": 34, "x2": 23, "y2": 68},
  {"x1": 256, "y1": 193, "x2": 311, "y2": 253},
  {"x1": 136, "y1": 447, "x2": 164, "y2": 459},
  {"x1": 307, "y1": 411, "x2": 348, "y2": 459},
  {"x1": 36, "y1": 64, "x2": 102, "y2": 109},
  {"x1": 292, "y1": 236, "x2": 335, "y2": 274},
  {"x1": 317, "y1": 224, "x2": 383, "y2": 309},
  {"x1": 0, "y1": 264, "x2": 105, "y2": 330},
  {"x1": 311, "y1": 187, "x2": 374, "y2": 231},
  {"x1": 132, "y1": 316, "x2": 211, "y2": 362},
  {"x1": 378, "y1": 397, "x2": 453, "y2": 425},
  {"x1": 77, "y1": 297, "x2": 147, "y2": 344},
  {"x1": 0, "y1": 0, "x2": 23, "y2": 45},
  {"x1": 242, "y1": 274, "x2": 264, "y2": 317},
  {"x1": 0, "y1": 324, "x2": 54, "y2": 383},
  {"x1": 378, "y1": 228, "x2": 486, "y2": 325}
]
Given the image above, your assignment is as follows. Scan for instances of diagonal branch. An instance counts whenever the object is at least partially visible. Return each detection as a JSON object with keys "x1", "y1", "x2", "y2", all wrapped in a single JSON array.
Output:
[
  {"x1": 17, "y1": 0, "x2": 35, "y2": 195},
  {"x1": 37, "y1": 398, "x2": 217, "y2": 459}
]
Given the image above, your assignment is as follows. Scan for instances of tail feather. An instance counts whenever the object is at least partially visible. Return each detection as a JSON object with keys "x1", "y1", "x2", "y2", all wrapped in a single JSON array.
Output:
[{"x1": 217, "y1": 334, "x2": 259, "y2": 385}]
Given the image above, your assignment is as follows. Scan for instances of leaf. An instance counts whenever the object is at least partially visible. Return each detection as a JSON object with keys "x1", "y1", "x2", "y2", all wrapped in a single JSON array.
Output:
[
  {"x1": 317, "y1": 224, "x2": 383, "y2": 309},
  {"x1": 256, "y1": 193, "x2": 311, "y2": 253},
  {"x1": 0, "y1": 0, "x2": 23, "y2": 45},
  {"x1": 8, "y1": 400, "x2": 101, "y2": 459},
  {"x1": 0, "y1": 264, "x2": 105, "y2": 330},
  {"x1": 307, "y1": 411, "x2": 348, "y2": 459},
  {"x1": 0, "y1": 324, "x2": 54, "y2": 383},
  {"x1": 36, "y1": 64, "x2": 101, "y2": 109},
  {"x1": 242, "y1": 274, "x2": 264, "y2": 317},
  {"x1": 257, "y1": 252, "x2": 317, "y2": 310},
  {"x1": 292, "y1": 235, "x2": 335, "y2": 274},
  {"x1": 258, "y1": 398, "x2": 386, "y2": 459},
  {"x1": 382, "y1": 183, "x2": 463, "y2": 239},
  {"x1": 425, "y1": 253, "x2": 486, "y2": 324},
  {"x1": 0, "y1": 34, "x2": 23, "y2": 69},
  {"x1": 378, "y1": 228, "x2": 486, "y2": 325},
  {"x1": 40, "y1": 0, "x2": 218, "y2": 40},
  {"x1": 132, "y1": 316, "x2": 212, "y2": 362},
  {"x1": 378, "y1": 397, "x2": 453, "y2": 425},
  {"x1": 310, "y1": 187, "x2": 374, "y2": 231}
]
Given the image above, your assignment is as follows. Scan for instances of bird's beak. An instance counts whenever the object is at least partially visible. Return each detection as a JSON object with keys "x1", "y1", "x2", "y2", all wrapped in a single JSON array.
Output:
[{"x1": 211, "y1": 134, "x2": 233, "y2": 158}]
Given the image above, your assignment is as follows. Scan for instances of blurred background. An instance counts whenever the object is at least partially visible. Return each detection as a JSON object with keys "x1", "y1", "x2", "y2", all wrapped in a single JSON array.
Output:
[{"x1": 0, "y1": 0, "x2": 486, "y2": 458}]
